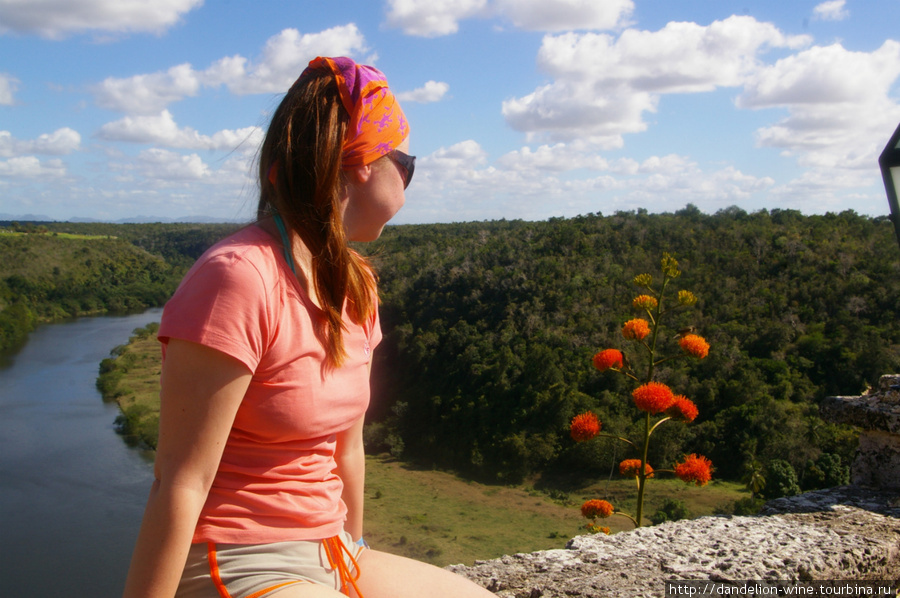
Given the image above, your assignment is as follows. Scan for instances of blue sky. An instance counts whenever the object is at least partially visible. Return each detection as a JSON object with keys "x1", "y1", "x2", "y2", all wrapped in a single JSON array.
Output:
[{"x1": 1, "y1": 0, "x2": 899, "y2": 223}]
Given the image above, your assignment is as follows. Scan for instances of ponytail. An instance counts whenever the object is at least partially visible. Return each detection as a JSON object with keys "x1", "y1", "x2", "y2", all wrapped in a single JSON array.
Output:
[{"x1": 258, "y1": 67, "x2": 378, "y2": 369}]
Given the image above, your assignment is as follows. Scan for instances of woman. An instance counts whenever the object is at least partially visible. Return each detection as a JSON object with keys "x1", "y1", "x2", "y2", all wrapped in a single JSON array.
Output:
[{"x1": 122, "y1": 57, "x2": 494, "y2": 598}]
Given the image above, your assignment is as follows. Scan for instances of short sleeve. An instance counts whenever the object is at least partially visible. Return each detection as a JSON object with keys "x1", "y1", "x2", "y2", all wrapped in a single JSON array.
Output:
[{"x1": 158, "y1": 251, "x2": 271, "y2": 372}]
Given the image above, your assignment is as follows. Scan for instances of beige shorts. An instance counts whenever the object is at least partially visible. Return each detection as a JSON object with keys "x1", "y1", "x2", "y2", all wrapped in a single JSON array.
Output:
[{"x1": 176, "y1": 531, "x2": 365, "y2": 598}]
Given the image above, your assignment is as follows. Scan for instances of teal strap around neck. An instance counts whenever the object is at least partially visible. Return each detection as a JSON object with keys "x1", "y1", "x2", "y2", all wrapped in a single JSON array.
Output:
[{"x1": 272, "y1": 213, "x2": 297, "y2": 275}]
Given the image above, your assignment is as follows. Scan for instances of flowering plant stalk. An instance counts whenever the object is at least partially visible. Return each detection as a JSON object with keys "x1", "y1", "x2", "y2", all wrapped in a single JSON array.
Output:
[{"x1": 571, "y1": 253, "x2": 713, "y2": 530}]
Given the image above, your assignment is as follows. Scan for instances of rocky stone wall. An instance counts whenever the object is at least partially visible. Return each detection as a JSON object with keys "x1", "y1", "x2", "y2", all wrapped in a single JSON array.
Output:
[
  {"x1": 449, "y1": 487, "x2": 900, "y2": 597},
  {"x1": 821, "y1": 375, "x2": 900, "y2": 489}
]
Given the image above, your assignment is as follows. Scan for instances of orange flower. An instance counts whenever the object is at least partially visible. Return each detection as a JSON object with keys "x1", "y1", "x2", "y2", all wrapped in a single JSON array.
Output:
[
  {"x1": 622, "y1": 318, "x2": 651, "y2": 341},
  {"x1": 632, "y1": 381, "x2": 675, "y2": 414},
  {"x1": 593, "y1": 349, "x2": 624, "y2": 372},
  {"x1": 619, "y1": 459, "x2": 654, "y2": 478},
  {"x1": 632, "y1": 295, "x2": 658, "y2": 310},
  {"x1": 585, "y1": 523, "x2": 611, "y2": 534},
  {"x1": 581, "y1": 499, "x2": 614, "y2": 519},
  {"x1": 674, "y1": 454, "x2": 714, "y2": 486},
  {"x1": 666, "y1": 395, "x2": 699, "y2": 423},
  {"x1": 679, "y1": 334, "x2": 710, "y2": 359},
  {"x1": 570, "y1": 412, "x2": 601, "y2": 442}
]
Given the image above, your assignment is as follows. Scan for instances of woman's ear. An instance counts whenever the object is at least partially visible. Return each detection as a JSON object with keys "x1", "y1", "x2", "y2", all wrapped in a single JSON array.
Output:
[{"x1": 347, "y1": 163, "x2": 372, "y2": 185}]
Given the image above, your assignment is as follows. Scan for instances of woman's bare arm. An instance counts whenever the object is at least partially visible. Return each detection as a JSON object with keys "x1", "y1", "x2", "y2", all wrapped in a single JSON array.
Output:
[
  {"x1": 122, "y1": 339, "x2": 251, "y2": 598},
  {"x1": 334, "y1": 413, "x2": 366, "y2": 542}
]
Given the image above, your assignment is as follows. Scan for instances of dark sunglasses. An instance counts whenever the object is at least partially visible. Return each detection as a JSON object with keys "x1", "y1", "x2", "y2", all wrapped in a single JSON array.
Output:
[{"x1": 389, "y1": 150, "x2": 416, "y2": 189}]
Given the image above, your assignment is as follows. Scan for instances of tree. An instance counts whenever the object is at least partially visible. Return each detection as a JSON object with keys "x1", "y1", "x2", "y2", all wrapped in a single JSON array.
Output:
[{"x1": 764, "y1": 460, "x2": 801, "y2": 499}]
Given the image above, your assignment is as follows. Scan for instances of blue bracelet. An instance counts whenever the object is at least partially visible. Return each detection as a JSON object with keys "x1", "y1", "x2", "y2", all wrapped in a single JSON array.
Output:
[{"x1": 355, "y1": 537, "x2": 369, "y2": 548}]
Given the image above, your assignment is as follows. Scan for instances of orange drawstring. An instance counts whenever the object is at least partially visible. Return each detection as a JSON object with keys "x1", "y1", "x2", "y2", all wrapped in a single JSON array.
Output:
[{"x1": 323, "y1": 536, "x2": 365, "y2": 598}]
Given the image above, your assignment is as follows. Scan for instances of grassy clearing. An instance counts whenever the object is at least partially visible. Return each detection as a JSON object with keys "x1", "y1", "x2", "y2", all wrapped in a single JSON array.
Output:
[
  {"x1": 97, "y1": 330, "x2": 163, "y2": 449},
  {"x1": 0, "y1": 229, "x2": 110, "y2": 239},
  {"x1": 364, "y1": 455, "x2": 580, "y2": 565},
  {"x1": 112, "y1": 337, "x2": 163, "y2": 438},
  {"x1": 363, "y1": 457, "x2": 748, "y2": 566},
  {"x1": 98, "y1": 327, "x2": 750, "y2": 566},
  {"x1": 51, "y1": 232, "x2": 112, "y2": 240}
]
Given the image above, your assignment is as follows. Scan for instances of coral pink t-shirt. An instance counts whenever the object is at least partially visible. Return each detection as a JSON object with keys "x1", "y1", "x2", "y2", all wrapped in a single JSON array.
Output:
[{"x1": 157, "y1": 225, "x2": 381, "y2": 544}]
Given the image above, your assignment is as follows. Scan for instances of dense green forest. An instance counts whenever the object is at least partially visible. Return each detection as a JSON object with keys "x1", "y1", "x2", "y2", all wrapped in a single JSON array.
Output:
[
  {"x1": 6, "y1": 207, "x2": 899, "y2": 497},
  {"x1": 0, "y1": 221, "x2": 237, "y2": 352},
  {"x1": 360, "y1": 206, "x2": 898, "y2": 493}
]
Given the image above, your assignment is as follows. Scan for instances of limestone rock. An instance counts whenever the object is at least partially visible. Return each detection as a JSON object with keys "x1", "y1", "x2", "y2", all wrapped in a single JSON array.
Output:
[
  {"x1": 820, "y1": 375, "x2": 900, "y2": 489},
  {"x1": 448, "y1": 486, "x2": 900, "y2": 597}
]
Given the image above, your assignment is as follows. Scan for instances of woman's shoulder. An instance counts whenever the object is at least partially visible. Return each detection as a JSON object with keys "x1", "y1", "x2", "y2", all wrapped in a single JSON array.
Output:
[
  {"x1": 177, "y1": 224, "x2": 284, "y2": 293},
  {"x1": 198, "y1": 224, "x2": 280, "y2": 271},
  {"x1": 205, "y1": 224, "x2": 276, "y2": 258}
]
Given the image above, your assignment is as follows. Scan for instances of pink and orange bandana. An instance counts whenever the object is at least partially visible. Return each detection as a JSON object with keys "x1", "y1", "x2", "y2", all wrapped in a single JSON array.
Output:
[{"x1": 305, "y1": 56, "x2": 409, "y2": 168}]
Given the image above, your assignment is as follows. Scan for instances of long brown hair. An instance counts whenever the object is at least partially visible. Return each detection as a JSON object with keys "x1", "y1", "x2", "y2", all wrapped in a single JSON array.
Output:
[{"x1": 257, "y1": 65, "x2": 378, "y2": 369}]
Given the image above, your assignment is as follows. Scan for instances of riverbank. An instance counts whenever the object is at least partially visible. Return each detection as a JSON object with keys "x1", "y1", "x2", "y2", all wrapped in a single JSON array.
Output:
[
  {"x1": 97, "y1": 323, "x2": 162, "y2": 450},
  {"x1": 0, "y1": 310, "x2": 164, "y2": 598},
  {"x1": 97, "y1": 323, "x2": 749, "y2": 566}
]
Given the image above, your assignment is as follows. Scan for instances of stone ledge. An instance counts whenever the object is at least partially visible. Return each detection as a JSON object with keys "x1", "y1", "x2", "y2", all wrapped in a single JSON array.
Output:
[
  {"x1": 448, "y1": 486, "x2": 900, "y2": 597},
  {"x1": 759, "y1": 485, "x2": 900, "y2": 516},
  {"x1": 820, "y1": 374, "x2": 900, "y2": 434},
  {"x1": 821, "y1": 395, "x2": 900, "y2": 434},
  {"x1": 820, "y1": 375, "x2": 900, "y2": 488}
]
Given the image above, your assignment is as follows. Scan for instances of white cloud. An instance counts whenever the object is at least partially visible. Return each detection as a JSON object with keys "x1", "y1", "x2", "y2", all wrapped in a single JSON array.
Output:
[
  {"x1": 494, "y1": 146, "x2": 771, "y2": 201},
  {"x1": 0, "y1": 128, "x2": 81, "y2": 157},
  {"x1": 497, "y1": 143, "x2": 611, "y2": 172},
  {"x1": 424, "y1": 139, "x2": 489, "y2": 170},
  {"x1": 31, "y1": 128, "x2": 82, "y2": 155},
  {"x1": 136, "y1": 148, "x2": 210, "y2": 181},
  {"x1": 765, "y1": 167, "x2": 886, "y2": 215},
  {"x1": 93, "y1": 64, "x2": 201, "y2": 115},
  {"x1": 213, "y1": 25, "x2": 370, "y2": 95},
  {"x1": 635, "y1": 154, "x2": 697, "y2": 175},
  {"x1": 503, "y1": 16, "x2": 811, "y2": 143},
  {"x1": 536, "y1": 18, "x2": 810, "y2": 93},
  {"x1": 813, "y1": 1, "x2": 849, "y2": 22},
  {"x1": 91, "y1": 25, "x2": 369, "y2": 114},
  {"x1": 738, "y1": 42, "x2": 900, "y2": 108},
  {"x1": 385, "y1": 0, "x2": 487, "y2": 37},
  {"x1": 738, "y1": 41, "x2": 900, "y2": 170},
  {"x1": 401, "y1": 138, "x2": 777, "y2": 223},
  {"x1": 386, "y1": 0, "x2": 632, "y2": 36},
  {"x1": 0, "y1": 73, "x2": 19, "y2": 105},
  {"x1": 502, "y1": 81, "x2": 655, "y2": 145},
  {"x1": 0, "y1": 0, "x2": 203, "y2": 39},
  {"x1": 406, "y1": 140, "x2": 563, "y2": 222},
  {"x1": 97, "y1": 110, "x2": 262, "y2": 152},
  {"x1": 397, "y1": 80, "x2": 449, "y2": 103},
  {"x1": 0, "y1": 156, "x2": 67, "y2": 178},
  {"x1": 602, "y1": 161, "x2": 776, "y2": 213},
  {"x1": 492, "y1": 0, "x2": 633, "y2": 32}
]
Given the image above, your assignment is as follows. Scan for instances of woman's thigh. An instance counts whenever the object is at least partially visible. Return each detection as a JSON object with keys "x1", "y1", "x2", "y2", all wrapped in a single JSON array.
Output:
[
  {"x1": 269, "y1": 584, "x2": 346, "y2": 598},
  {"x1": 353, "y1": 549, "x2": 494, "y2": 598}
]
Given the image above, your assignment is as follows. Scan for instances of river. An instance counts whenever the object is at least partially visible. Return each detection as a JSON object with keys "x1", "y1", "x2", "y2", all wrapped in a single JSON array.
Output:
[{"x1": 0, "y1": 310, "x2": 162, "y2": 597}]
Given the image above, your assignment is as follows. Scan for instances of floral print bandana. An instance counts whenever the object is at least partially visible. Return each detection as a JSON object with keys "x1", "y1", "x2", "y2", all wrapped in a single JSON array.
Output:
[{"x1": 305, "y1": 56, "x2": 409, "y2": 168}]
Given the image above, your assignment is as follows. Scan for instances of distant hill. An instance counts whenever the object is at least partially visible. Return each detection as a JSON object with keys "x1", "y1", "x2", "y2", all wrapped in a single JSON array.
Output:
[
  {"x1": 0, "y1": 215, "x2": 242, "y2": 224},
  {"x1": 0, "y1": 221, "x2": 237, "y2": 352}
]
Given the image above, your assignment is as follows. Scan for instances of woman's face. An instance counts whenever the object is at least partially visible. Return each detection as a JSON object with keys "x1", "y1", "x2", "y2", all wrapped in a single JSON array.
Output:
[{"x1": 342, "y1": 136, "x2": 410, "y2": 242}]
